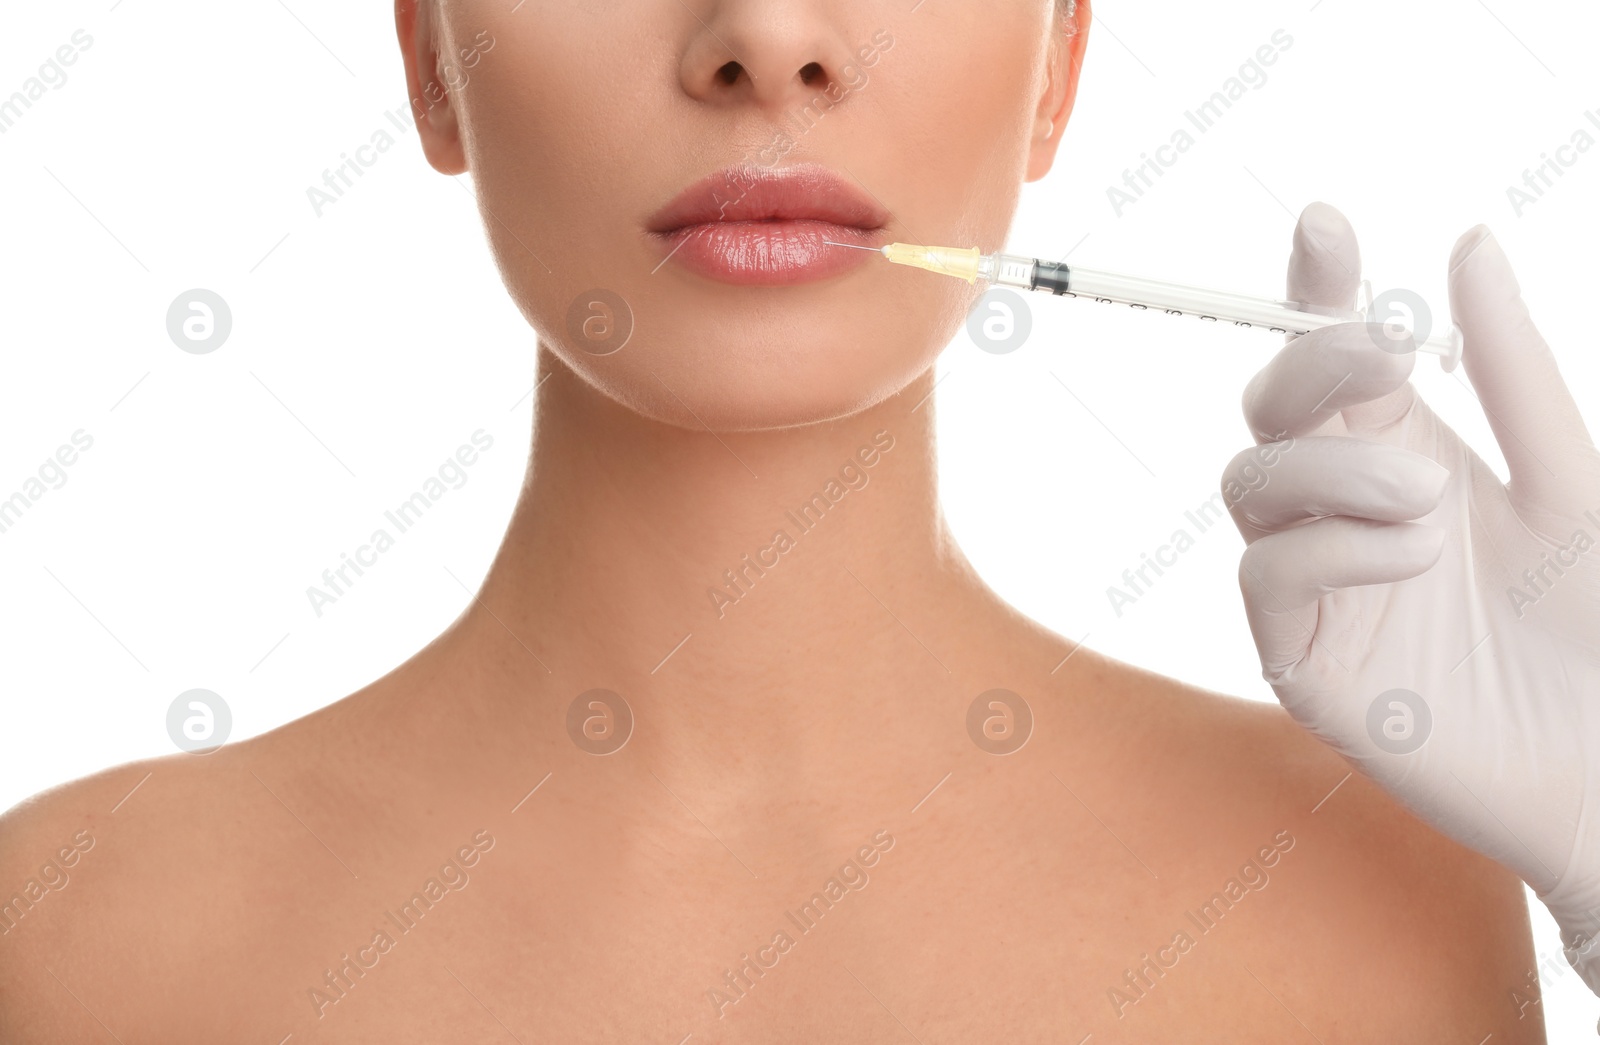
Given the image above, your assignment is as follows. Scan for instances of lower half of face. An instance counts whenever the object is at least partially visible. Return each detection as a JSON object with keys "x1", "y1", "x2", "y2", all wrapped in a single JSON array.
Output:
[{"x1": 441, "y1": 0, "x2": 1056, "y2": 431}]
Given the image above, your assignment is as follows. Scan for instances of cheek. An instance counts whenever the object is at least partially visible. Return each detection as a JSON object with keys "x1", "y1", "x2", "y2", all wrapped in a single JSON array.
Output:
[
  {"x1": 456, "y1": 15, "x2": 666, "y2": 362},
  {"x1": 881, "y1": 11, "x2": 1047, "y2": 241}
]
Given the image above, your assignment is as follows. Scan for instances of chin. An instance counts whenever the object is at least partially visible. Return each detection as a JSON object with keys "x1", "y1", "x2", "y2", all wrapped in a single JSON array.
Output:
[{"x1": 528, "y1": 264, "x2": 978, "y2": 433}]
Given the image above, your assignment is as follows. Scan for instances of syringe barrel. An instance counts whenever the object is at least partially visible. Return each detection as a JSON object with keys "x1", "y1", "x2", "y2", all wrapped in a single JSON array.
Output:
[
  {"x1": 982, "y1": 253, "x2": 1041, "y2": 289},
  {"x1": 972, "y1": 251, "x2": 1463, "y2": 371},
  {"x1": 1040, "y1": 264, "x2": 1361, "y2": 333}
]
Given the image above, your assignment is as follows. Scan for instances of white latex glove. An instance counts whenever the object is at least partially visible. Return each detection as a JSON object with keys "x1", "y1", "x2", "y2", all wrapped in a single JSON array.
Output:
[{"x1": 1228, "y1": 201, "x2": 1600, "y2": 995}]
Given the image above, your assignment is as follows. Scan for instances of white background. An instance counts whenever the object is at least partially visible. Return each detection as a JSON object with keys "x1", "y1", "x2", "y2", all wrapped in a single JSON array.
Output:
[{"x1": 2, "y1": 0, "x2": 1596, "y2": 1035}]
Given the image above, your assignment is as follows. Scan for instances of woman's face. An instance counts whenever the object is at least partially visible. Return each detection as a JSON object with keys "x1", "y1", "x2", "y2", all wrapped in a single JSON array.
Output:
[{"x1": 398, "y1": 0, "x2": 1086, "y2": 431}]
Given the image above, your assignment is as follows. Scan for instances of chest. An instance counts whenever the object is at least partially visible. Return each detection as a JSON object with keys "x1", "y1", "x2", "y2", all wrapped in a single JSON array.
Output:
[{"x1": 251, "y1": 810, "x2": 1302, "y2": 1044}]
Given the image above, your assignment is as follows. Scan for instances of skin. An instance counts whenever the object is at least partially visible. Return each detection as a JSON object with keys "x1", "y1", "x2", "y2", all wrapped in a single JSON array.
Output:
[{"x1": 0, "y1": 1, "x2": 1546, "y2": 1042}]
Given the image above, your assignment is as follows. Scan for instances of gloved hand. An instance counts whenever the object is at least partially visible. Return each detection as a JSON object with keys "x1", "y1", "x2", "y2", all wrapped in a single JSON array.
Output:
[{"x1": 1227, "y1": 201, "x2": 1600, "y2": 994}]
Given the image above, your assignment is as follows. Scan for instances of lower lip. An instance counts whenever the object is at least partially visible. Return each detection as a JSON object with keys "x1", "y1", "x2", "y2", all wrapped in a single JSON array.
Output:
[{"x1": 653, "y1": 221, "x2": 883, "y2": 286}]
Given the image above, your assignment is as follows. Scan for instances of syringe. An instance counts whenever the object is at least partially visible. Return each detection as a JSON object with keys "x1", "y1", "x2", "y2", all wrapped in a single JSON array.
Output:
[{"x1": 825, "y1": 240, "x2": 1464, "y2": 371}]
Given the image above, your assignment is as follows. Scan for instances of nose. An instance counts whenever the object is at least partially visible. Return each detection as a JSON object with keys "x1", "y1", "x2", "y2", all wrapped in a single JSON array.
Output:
[{"x1": 678, "y1": 1, "x2": 858, "y2": 111}]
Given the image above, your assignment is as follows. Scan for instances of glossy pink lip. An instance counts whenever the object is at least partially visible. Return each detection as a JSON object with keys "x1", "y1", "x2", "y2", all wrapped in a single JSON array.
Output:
[{"x1": 647, "y1": 164, "x2": 890, "y2": 286}]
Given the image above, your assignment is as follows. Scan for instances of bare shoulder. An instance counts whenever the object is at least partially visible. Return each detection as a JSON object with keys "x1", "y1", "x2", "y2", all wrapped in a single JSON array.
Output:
[
  {"x1": 0, "y1": 749, "x2": 217, "y2": 940},
  {"x1": 0, "y1": 749, "x2": 217, "y2": 1040},
  {"x1": 0, "y1": 693, "x2": 382, "y2": 1042},
  {"x1": 0, "y1": 759, "x2": 150, "y2": 945},
  {"x1": 0, "y1": 668, "x2": 526, "y2": 1043},
  {"x1": 0, "y1": 703, "x2": 345, "y2": 930},
  {"x1": 1052, "y1": 645, "x2": 1542, "y2": 1039}
]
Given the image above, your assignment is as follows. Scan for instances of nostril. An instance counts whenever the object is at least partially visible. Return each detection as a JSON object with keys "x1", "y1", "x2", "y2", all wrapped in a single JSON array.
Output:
[
  {"x1": 798, "y1": 62, "x2": 824, "y2": 86},
  {"x1": 715, "y1": 61, "x2": 742, "y2": 85}
]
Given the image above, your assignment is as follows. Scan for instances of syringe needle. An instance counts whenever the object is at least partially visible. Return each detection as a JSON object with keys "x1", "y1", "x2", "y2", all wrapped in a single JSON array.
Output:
[{"x1": 821, "y1": 240, "x2": 884, "y2": 252}]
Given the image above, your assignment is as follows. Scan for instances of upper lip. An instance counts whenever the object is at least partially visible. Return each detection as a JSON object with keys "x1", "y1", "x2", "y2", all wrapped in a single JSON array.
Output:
[{"x1": 647, "y1": 163, "x2": 890, "y2": 234}]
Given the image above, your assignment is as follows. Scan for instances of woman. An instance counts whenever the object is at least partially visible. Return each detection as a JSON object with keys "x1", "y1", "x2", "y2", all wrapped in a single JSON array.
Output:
[{"x1": 0, "y1": 0, "x2": 1544, "y2": 1041}]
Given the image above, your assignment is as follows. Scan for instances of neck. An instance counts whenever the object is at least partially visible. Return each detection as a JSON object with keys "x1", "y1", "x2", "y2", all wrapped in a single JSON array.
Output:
[
  {"x1": 452, "y1": 346, "x2": 966, "y2": 697},
  {"x1": 396, "y1": 346, "x2": 1059, "y2": 841}
]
